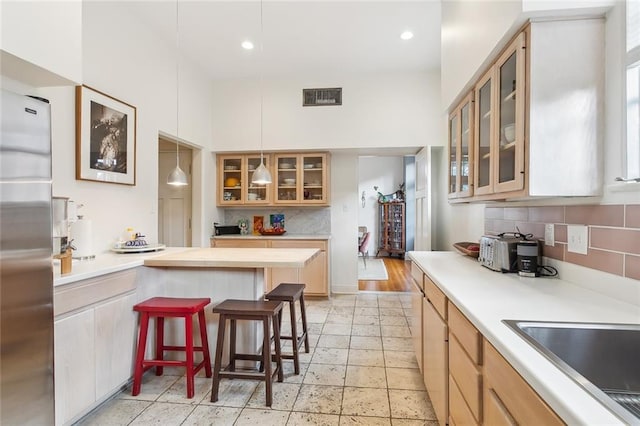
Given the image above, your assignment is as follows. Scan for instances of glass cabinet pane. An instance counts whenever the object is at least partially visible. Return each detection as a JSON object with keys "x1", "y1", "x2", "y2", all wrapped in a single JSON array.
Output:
[
  {"x1": 460, "y1": 103, "x2": 470, "y2": 193},
  {"x1": 449, "y1": 115, "x2": 458, "y2": 194},
  {"x1": 276, "y1": 155, "x2": 298, "y2": 202},
  {"x1": 477, "y1": 79, "x2": 492, "y2": 190},
  {"x1": 302, "y1": 155, "x2": 324, "y2": 202},
  {"x1": 246, "y1": 155, "x2": 269, "y2": 202},
  {"x1": 498, "y1": 52, "x2": 517, "y2": 184},
  {"x1": 222, "y1": 156, "x2": 242, "y2": 202}
]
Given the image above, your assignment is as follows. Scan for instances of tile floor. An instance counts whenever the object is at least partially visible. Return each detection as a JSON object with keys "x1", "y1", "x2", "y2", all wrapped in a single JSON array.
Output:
[{"x1": 79, "y1": 293, "x2": 438, "y2": 426}]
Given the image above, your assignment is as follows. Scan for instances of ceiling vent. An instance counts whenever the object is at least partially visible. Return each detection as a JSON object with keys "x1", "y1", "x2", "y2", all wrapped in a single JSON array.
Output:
[{"x1": 303, "y1": 88, "x2": 342, "y2": 107}]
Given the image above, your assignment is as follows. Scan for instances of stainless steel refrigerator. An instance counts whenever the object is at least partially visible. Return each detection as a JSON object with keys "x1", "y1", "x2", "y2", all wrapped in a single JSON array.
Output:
[{"x1": 0, "y1": 89, "x2": 55, "y2": 424}]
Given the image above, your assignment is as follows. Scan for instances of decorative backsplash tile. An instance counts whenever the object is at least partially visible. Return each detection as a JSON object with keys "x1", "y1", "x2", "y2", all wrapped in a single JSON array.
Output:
[
  {"x1": 223, "y1": 207, "x2": 331, "y2": 235},
  {"x1": 485, "y1": 204, "x2": 640, "y2": 280}
]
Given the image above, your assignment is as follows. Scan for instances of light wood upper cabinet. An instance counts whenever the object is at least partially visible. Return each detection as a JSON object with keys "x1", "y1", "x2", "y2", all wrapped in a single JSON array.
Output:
[
  {"x1": 217, "y1": 154, "x2": 273, "y2": 206},
  {"x1": 274, "y1": 153, "x2": 329, "y2": 205},
  {"x1": 448, "y1": 92, "x2": 474, "y2": 199},
  {"x1": 217, "y1": 152, "x2": 329, "y2": 207}
]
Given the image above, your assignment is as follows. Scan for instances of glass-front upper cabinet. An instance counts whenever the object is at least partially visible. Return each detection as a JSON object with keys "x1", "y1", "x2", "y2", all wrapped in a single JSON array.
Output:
[
  {"x1": 494, "y1": 32, "x2": 525, "y2": 193},
  {"x1": 448, "y1": 92, "x2": 474, "y2": 199},
  {"x1": 474, "y1": 70, "x2": 494, "y2": 196},
  {"x1": 218, "y1": 154, "x2": 244, "y2": 205},
  {"x1": 274, "y1": 153, "x2": 329, "y2": 205},
  {"x1": 245, "y1": 154, "x2": 272, "y2": 204}
]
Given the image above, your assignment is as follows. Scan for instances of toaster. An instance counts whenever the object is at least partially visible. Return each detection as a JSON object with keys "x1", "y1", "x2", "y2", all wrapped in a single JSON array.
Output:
[{"x1": 478, "y1": 235, "x2": 521, "y2": 272}]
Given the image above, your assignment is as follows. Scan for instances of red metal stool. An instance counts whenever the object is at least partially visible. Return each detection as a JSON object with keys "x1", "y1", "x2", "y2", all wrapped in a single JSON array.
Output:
[
  {"x1": 210, "y1": 299, "x2": 284, "y2": 407},
  {"x1": 132, "y1": 297, "x2": 212, "y2": 398},
  {"x1": 264, "y1": 283, "x2": 309, "y2": 375}
]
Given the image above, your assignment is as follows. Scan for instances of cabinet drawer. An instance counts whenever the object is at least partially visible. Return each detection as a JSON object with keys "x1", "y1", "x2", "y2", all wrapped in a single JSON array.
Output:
[
  {"x1": 484, "y1": 341, "x2": 564, "y2": 426},
  {"x1": 269, "y1": 240, "x2": 326, "y2": 251},
  {"x1": 448, "y1": 301, "x2": 482, "y2": 364},
  {"x1": 449, "y1": 334, "x2": 482, "y2": 422},
  {"x1": 449, "y1": 374, "x2": 480, "y2": 426},
  {"x1": 212, "y1": 239, "x2": 269, "y2": 248},
  {"x1": 424, "y1": 274, "x2": 447, "y2": 320},
  {"x1": 410, "y1": 262, "x2": 424, "y2": 291}
]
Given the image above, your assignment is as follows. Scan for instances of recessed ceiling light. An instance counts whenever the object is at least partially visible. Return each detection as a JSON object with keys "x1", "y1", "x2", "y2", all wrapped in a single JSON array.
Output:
[
  {"x1": 400, "y1": 31, "x2": 414, "y2": 40},
  {"x1": 241, "y1": 40, "x2": 254, "y2": 50}
]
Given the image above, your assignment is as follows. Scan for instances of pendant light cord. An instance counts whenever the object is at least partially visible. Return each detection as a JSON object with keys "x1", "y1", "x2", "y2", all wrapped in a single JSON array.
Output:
[
  {"x1": 259, "y1": 0, "x2": 264, "y2": 162},
  {"x1": 176, "y1": 0, "x2": 180, "y2": 165}
]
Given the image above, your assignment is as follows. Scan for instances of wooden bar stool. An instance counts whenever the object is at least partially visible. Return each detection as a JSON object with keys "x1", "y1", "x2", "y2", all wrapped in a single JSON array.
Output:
[
  {"x1": 132, "y1": 297, "x2": 212, "y2": 399},
  {"x1": 264, "y1": 283, "x2": 309, "y2": 375},
  {"x1": 210, "y1": 299, "x2": 283, "y2": 407}
]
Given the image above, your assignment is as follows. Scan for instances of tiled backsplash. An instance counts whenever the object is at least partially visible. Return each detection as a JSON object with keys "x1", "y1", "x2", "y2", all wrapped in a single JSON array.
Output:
[
  {"x1": 223, "y1": 207, "x2": 331, "y2": 235},
  {"x1": 485, "y1": 205, "x2": 640, "y2": 281}
]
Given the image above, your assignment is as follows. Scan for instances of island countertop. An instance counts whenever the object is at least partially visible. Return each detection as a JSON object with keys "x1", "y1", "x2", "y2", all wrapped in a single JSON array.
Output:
[{"x1": 143, "y1": 247, "x2": 320, "y2": 268}]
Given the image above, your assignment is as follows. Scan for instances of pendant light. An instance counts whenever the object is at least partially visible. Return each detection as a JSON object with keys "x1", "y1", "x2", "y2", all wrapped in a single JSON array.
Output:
[
  {"x1": 168, "y1": 0, "x2": 188, "y2": 186},
  {"x1": 251, "y1": 0, "x2": 272, "y2": 185}
]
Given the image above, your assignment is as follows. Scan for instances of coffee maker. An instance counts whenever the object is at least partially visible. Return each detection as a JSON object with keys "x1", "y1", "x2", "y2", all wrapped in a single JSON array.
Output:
[{"x1": 516, "y1": 240, "x2": 542, "y2": 277}]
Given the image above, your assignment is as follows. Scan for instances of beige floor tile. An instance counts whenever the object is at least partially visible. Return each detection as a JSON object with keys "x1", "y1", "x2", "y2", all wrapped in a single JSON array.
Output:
[
  {"x1": 317, "y1": 334, "x2": 351, "y2": 349},
  {"x1": 182, "y1": 405, "x2": 242, "y2": 425},
  {"x1": 293, "y1": 384, "x2": 344, "y2": 415},
  {"x1": 388, "y1": 390, "x2": 436, "y2": 420},
  {"x1": 298, "y1": 347, "x2": 316, "y2": 364},
  {"x1": 77, "y1": 399, "x2": 151, "y2": 425},
  {"x1": 382, "y1": 337, "x2": 413, "y2": 351},
  {"x1": 330, "y1": 295, "x2": 357, "y2": 306},
  {"x1": 340, "y1": 415, "x2": 392, "y2": 425},
  {"x1": 379, "y1": 316, "x2": 408, "y2": 326},
  {"x1": 157, "y1": 376, "x2": 212, "y2": 404},
  {"x1": 129, "y1": 401, "x2": 194, "y2": 425},
  {"x1": 380, "y1": 308, "x2": 405, "y2": 317},
  {"x1": 119, "y1": 374, "x2": 180, "y2": 401},
  {"x1": 303, "y1": 363, "x2": 346, "y2": 386},
  {"x1": 381, "y1": 325, "x2": 411, "y2": 338},
  {"x1": 384, "y1": 351, "x2": 418, "y2": 369},
  {"x1": 349, "y1": 336, "x2": 383, "y2": 350},
  {"x1": 351, "y1": 324, "x2": 381, "y2": 337},
  {"x1": 377, "y1": 299, "x2": 403, "y2": 308},
  {"x1": 402, "y1": 309, "x2": 413, "y2": 317},
  {"x1": 392, "y1": 420, "x2": 438, "y2": 426},
  {"x1": 287, "y1": 411, "x2": 341, "y2": 425},
  {"x1": 234, "y1": 408, "x2": 291, "y2": 425},
  {"x1": 355, "y1": 299, "x2": 378, "y2": 307},
  {"x1": 341, "y1": 387, "x2": 390, "y2": 417},
  {"x1": 247, "y1": 382, "x2": 302, "y2": 410},
  {"x1": 322, "y1": 323, "x2": 352, "y2": 336},
  {"x1": 307, "y1": 312, "x2": 329, "y2": 323},
  {"x1": 352, "y1": 315, "x2": 380, "y2": 325},
  {"x1": 282, "y1": 362, "x2": 309, "y2": 384},
  {"x1": 204, "y1": 379, "x2": 260, "y2": 407},
  {"x1": 308, "y1": 323, "x2": 325, "y2": 334},
  {"x1": 357, "y1": 293, "x2": 379, "y2": 301},
  {"x1": 330, "y1": 306, "x2": 356, "y2": 315},
  {"x1": 386, "y1": 368, "x2": 425, "y2": 390},
  {"x1": 326, "y1": 313, "x2": 354, "y2": 325},
  {"x1": 347, "y1": 349, "x2": 385, "y2": 367},
  {"x1": 311, "y1": 347, "x2": 349, "y2": 365},
  {"x1": 344, "y1": 365, "x2": 387, "y2": 388},
  {"x1": 354, "y1": 307, "x2": 379, "y2": 316}
]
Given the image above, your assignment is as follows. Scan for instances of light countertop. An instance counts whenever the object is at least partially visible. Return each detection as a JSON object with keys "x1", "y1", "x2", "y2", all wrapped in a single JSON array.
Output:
[
  {"x1": 211, "y1": 234, "x2": 330, "y2": 240},
  {"x1": 408, "y1": 251, "x2": 640, "y2": 426},
  {"x1": 143, "y1": 247, "x2": 319, "y2": 268}
]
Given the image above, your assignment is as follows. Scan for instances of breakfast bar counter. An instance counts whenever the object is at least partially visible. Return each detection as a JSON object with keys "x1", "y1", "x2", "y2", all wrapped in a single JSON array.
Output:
[{"x1": 143, "y1": 247, "x2": 320, "y2": 268}]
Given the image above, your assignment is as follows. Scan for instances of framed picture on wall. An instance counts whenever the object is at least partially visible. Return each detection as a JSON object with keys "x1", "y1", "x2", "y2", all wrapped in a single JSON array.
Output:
[{"x1": 76, "y1": 85, "x2": 137, "y2": 185}]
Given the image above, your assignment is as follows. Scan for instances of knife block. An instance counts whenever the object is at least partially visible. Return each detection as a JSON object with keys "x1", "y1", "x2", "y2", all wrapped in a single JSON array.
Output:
[{"x1": 54, "y1": 249, "x2": 72, "y2": 275}]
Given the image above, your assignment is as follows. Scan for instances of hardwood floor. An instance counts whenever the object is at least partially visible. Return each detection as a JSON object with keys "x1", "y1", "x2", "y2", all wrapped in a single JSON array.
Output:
[{"x1": 358, "y1": 256, "x2": 413, "y2": 292}]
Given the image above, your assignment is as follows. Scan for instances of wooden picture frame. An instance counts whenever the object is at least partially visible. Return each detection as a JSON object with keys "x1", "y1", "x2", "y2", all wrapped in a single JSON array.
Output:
[{"x1": 76, "y1": 85, "x2": 137, "y2": 185}]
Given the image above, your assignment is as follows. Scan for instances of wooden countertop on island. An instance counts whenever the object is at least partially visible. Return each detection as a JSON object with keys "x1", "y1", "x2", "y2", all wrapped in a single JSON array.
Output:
[{"x1": 143, "y1": 247, "x2": 320, "y2": 268}]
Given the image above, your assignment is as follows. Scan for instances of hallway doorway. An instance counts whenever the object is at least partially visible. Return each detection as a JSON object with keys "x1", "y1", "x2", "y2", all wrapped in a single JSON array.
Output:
[{"x1": 158, "y1": 137, "x2": 192, "y2": 247}]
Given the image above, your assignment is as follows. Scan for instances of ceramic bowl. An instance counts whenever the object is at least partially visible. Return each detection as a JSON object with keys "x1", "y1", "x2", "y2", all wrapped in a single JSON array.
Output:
[
  {"x1": 504, "y1": 124, "x2": 516, "y2": 143},
  {"x1": 283, "y1": 178, "x2": 296, "y2": 185}
]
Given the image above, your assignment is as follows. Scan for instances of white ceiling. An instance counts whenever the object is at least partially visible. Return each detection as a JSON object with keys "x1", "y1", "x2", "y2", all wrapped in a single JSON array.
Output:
[{"x1": 127, "y1": 1, "x2": 442, "y2": 81}]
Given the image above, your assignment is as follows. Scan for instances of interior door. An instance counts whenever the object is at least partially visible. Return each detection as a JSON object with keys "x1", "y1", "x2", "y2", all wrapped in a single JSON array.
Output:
[{"x1": 158, "y1": 149, "x2": 192, "y2": 247}]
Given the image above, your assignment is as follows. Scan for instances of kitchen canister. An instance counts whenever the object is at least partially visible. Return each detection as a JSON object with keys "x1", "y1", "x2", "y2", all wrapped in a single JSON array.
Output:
[{"x1": 70, "y1": 216, "x2": 95, "y2": 260}]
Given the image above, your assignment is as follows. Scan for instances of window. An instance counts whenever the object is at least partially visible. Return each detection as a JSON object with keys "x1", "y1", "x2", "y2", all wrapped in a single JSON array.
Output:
[{"x1": 625, "y1": 0, "x2": 640, "y2": 180}]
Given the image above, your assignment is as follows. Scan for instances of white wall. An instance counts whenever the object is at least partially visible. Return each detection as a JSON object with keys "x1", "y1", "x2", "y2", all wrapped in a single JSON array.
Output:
[
  {"x1": 211, "y1": 70, "x2": 440, "y2": 152},
  {"x1": 2, "y1": 2, "x2": 217, "y2": 252},
  {"x1": 330, "y1": 152, "x2": 359, "y2": 294},
  {"x1": 1, "y1": 1, "x2": 82, "y2": 84},
  {"x1": 358, "y1": 156, "x2": 405, "y2": 255}
]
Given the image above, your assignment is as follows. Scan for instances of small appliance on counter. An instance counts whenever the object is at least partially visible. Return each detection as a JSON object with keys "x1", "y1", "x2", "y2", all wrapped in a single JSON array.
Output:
[
  {"x1": 516, "y1": 240, "x2": 542, "y2": 277},
  {"x1": 478, "y1": 235, "x2": 521, "y2": 272},
  {"x1": 213, "y1": 222, "x2": 241, "y2": 236}
]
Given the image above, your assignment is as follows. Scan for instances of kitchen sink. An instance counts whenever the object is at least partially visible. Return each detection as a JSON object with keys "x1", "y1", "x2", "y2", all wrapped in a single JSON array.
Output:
[{"x1": 503, "y1": 320, "x2": 640, "y2": 425}]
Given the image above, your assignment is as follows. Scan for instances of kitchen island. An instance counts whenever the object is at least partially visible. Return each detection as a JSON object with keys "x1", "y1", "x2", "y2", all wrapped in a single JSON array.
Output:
[{"x1": 53, "y1": 247, "x2": 319, "y2": 426}]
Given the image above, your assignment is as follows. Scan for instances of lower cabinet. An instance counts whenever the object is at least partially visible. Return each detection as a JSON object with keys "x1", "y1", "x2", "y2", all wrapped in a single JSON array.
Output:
[
  {"x1": 54, "y1": 270, "x2": 138, "y2": 426},
  {"x1": 423, "y1": 297, "x2": 448, "y2": 426},
  {"x1": 483, "y1": 341, "x2": 564, "y2": 426},
  {"x1": 410, "y1": 261, "x2": 564, "y2": 426},
  {"x1": 211, "y1": 238, "x2": 329, "y2": 296}
]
